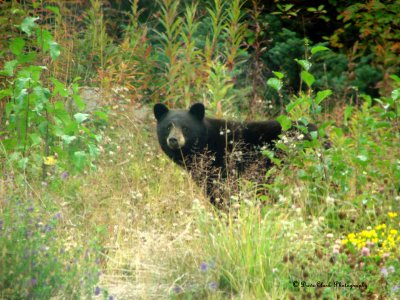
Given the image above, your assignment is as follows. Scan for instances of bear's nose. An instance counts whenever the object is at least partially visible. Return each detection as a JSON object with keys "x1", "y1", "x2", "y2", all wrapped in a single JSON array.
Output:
[{"x1": 168, "y1": 137, "x2": 179, "y2": 149}]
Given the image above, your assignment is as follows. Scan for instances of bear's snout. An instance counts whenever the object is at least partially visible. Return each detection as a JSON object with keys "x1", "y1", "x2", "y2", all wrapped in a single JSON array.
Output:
[
  {"x1": 167, "y1": 126, "x2": 185, "y2": 149},
  {"x1": 167, "y1": 137, "x2": 179, "y2": 149}
]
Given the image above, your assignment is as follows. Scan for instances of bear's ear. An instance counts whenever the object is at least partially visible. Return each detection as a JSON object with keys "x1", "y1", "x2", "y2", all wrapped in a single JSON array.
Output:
[
  {"x1": 154, "y1": 103, "x2": 169, "y2": 121},
  {"x1": 189, "y1": 103, "x2": 205, "y2": 120}
]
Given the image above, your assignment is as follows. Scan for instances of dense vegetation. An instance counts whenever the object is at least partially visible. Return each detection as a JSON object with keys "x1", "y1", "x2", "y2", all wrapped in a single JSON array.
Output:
[{"x1": 0, "y1": 0, "x2": 399, "y2": 299}]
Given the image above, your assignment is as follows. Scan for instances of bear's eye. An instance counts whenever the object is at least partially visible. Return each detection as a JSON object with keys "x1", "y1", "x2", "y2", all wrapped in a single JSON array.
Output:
[
  {"x1": 167, "y1": 124, "x2": 172, "y2": 130},
  {"x1": 182, "y1": 126, "x2": 188, "y2": 133}
]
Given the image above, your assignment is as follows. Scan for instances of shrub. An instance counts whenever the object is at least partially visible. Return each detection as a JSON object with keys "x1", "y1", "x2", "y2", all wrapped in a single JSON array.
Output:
[{"x1": 0, "y1": 14, "x2": 104, "y2": 178}]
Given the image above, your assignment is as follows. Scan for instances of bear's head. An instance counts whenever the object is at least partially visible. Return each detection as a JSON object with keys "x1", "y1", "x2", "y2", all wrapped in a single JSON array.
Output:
[{"x1": 154, "y1": 103, "x2": 207, "y2": 159}]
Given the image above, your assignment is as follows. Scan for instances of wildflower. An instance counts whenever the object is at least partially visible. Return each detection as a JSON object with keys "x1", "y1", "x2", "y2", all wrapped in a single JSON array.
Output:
[
  {"x1": 332, "y1": 244, "x2": 340, "y2": 254},
  {"x1": 388, "y1": 212, "x2": 398, "y2": 218},
  {"x1": 375, "y1": 224, "x2": 387, "y2": 230},
  {"x1": 108, "y1": 296, "x2": 114, "y2": 300},
  {"x1": 54, "y1": 212, "x2": 61, "y2": 219},
  {"x1": 392, "y1": 285, "x2": 400, "y2": 292},
  {"x1": 43, "y1": 156, "x2": 57, "y2": 165},
  {"x1": 208, "y1": 282, "x2": 218, "y2": 291},
  {"x1": 60, "y1": 171, "x2": 69, "y2": 180},
  {"x1": 173, "y1": 286, "x2": 183, "y2": 293},
  {"x1": 388, "y1": 266, "x2": 395, "y2": 273},
  {"x1": 381, "y1": 268, "x2": 388, "y2": 277},
  {"x1": 31, "y1": 278, "x2": 37, "y2": 286},
  {"x1": 272, "y1": 268, "x2": 278, "y2": 274},
  {"x1": 326, "y1": 233, "x2": 334, "y2": 238},
  {"x1": 200, "y1": 262, "x2": 208, "y2": 272},
  {"x1": 94, "y1": 286, "x2": 101, "y2": 296},
  {"x1": 361, "y1": 247, "x2": 370, "y2": 256},
  {"x1": 326, "y1": 196, "x2": 335, "y2": 204}
]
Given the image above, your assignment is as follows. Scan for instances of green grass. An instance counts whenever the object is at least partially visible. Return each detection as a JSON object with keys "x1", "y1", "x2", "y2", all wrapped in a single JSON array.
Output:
[{"x1": 2, "y1": 98, "x2": 400, "y2": 299}]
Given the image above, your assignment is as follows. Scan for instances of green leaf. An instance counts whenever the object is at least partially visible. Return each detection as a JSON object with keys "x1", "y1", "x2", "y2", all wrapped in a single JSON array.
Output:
[
  {"x1": 49, "y1": 41, "x2": 60, "y2": 60},
  {"x1": 36, "y1": 29, "x2": 53, "y2": 52},
  {"x1": 18, "y1": 17, "x2": 39, "y2": 36},
  {"x1": 301, "y1": 71, "x2": 315, "y2": 87},
  {"x1": 29, "y1": 133, "x2": 42, "y2": 146},
  {"x1": 53, "y1": 101, "x2": 71, "y2": 125},
  {"x1": 61, "y1": 135, "x2": 77, "y2": 144},
  {"x1": 1, "y1": 60, "x2": 18, "y2": 76},
  {"x1": 15, "y1": 77, "x2": 30, "y2": 90},
  {"x1": 267, "y1": 78, "x2": 282, "y2": 92},
  {"x1": 315, "y1": 89, "x2": 332, "y2": 104},
  {"x1": 72, "y1": 94, "x2": 85, "y2": 110},
  {"x1": 94, "y1": 111, "x2": 108, "y2": 121},
  {"x1": 33, "y1": 86, "x2": 51, "y2": 99},
  {"x1": 10, "y1": 37, "x2": 25, "y2": 55},
  {"x1": 16, "y1": 52, "x2": 36, "y2": 64},
  {"x1": 18, "y1": 157, "x2": 29, "y2": 170},
  {"x1": 390, "y1": 74, "x2": 400, "y2": 83},
  {"x1": 88, "y1": 143, "x2": 100, "y2": 157},
  {"x1": 51, "y1": 78, "x2": 68, "y2": 97},
  {"x1": 392, "y1": 88, "x2": 400, "y2": 101},
  {"x1": 74, "y1": 113, "x2": 89, "y2": 123},
  {"x1": 73, "y1": 151, "x2": 87, "y2": 171},
  {"x1": 295, "y1": 59, "x2": 312, "y2": 71},
  {"x1": 45, "y1": 5, "x2": 61, "y2": 17},
  {"x1": 277, "y1": 115, "x2": 292, "y2": 131},
  {"x1": 16, "y1": 89, "x2": 28, "y2": 105},
  {"x1": 311, "y1": 45, "x2": 329, "y2": 55},
  {"x1": 286, "y1": 98, "x2": 305, "y2": 113},
  {"x1": 344, "y1": 106, "x2": 353, "y2": 125},
  {"x1": 0, "y1": 89, "x2": 13, "y2": 100},
  {"x1": 272, "y1": 71, "x2": 284, "y2": 79},
  {"x1": 310, "y1": 131, "x2": 318, "y2": 140}
]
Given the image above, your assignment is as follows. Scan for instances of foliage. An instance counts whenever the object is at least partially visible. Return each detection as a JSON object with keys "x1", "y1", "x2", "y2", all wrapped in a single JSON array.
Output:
[
  {"x1": 0, "y1": 12, "x2": 104, "y2": 178},
  {"x1": 0, "y1": 197, "x2": 103, "y2": 299},
  {"x1": 153, "y1": 0, "x2": 249, "y2": 115},
  {"x1": 333, "y1": 0, "x2": 400, "y2": 95}
]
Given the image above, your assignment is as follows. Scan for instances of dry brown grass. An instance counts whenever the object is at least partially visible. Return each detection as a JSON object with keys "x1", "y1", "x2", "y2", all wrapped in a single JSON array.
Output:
[{"x1": 50, "y1": 103, "x2": 210, "y2": 299}]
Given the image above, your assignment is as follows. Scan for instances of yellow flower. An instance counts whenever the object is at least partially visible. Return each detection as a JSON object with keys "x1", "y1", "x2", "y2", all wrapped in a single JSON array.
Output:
[
  {"x1": 388, "y1": 212, "x2": 398, "y2": 218},
  {"x1": 389, "y1": 229, "x2": 398, "y2": 236},
  {"x1": 375, "y1": 224, "x2": 387, "y2": 231},
  {"x1": 43, "y1": 156, "x2": 57, "y2": 166}
]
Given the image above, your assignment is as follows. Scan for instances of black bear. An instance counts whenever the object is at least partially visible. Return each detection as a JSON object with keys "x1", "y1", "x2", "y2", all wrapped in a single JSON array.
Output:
[{"x1": 154, "y1": 102, "x2": 317, "y2": 206}]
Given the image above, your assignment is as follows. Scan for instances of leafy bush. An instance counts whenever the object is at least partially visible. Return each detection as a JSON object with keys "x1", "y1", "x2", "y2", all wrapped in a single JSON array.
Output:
[{"x1": 0, "y1": 15, "x2": 104, "y2": 177}]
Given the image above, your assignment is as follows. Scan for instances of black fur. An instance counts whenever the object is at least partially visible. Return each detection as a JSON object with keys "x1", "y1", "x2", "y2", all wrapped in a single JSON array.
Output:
[{"x1": 154, "y1": 102, "x2": 317, "y2": 205}]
